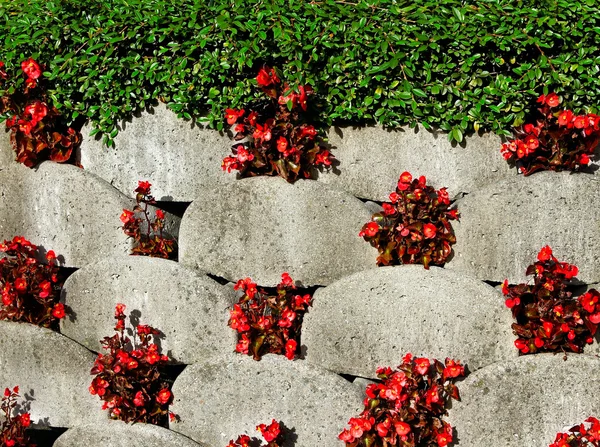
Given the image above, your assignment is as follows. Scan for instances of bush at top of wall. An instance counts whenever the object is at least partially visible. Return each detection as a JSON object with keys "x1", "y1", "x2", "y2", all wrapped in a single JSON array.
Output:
[{"x1": 1, "y1": 0, "x2": 599, "y2": 146}]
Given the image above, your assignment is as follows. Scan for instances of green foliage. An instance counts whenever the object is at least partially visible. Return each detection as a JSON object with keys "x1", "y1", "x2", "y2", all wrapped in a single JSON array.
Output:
[{"x1": 1, "y1": 0, "x2": 599, "y2": 145}]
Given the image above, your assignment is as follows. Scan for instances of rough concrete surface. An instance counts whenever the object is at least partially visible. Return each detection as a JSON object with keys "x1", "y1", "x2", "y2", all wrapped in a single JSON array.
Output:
[
  {"x1": 315, "y1": 125, "x2": 513, "y2": 201},
  {"x1": 447, "y1": 171, "x2": 600, "y2": 284},
  {"x1": 53, "y1": 420, "x2": 206, "y2": 447},
  {"x1": 0, "y1": 321, "x2": 105, "y2": 427},
  {"x1": 78, "y1": 102, "x2": 235, "y2": 201},
  {"x1": 170, "y1": 354, "x2": 363, "y2": 447},
  {"x1": 178, "y1": 176, "x2": 378, "y2": 286},
  {"x1": 60, "y1": 257, "x2": 237, "y2": 364},
  {"x1": 448, "y1": 354, "x2": 600, "y2": 446},
  {"x1": 0, "y1": 161, "x2": 133, "y2": 267},
  {"x1": 302, "y1": 265, "x2": 516, "y2": 378}
]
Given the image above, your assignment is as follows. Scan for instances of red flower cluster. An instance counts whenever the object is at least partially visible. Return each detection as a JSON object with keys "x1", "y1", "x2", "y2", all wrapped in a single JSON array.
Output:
[
  {"x1": 121, "y1": 181, "x2": 175, "y2": 259},
  {"x1": 89, "y1": 304, "x2": 176, "y2": 426},
  {"x1": 222, "y1": 66, "x2": 333, "y2": 182},
  {"x1": 501, "y1": 93, "x2": 599, "y2": 175},
  {"x1": 360, "y1": 172, "x2": 459, "y2": 269},
  {"x1": 550, "y1": 417, "x2": 600, "y2": 446},
  {"x1": 227, "y1": 419, "x2": 284, "y2": 447},
  {"x1": 504, "y1": 246, "x2": 599, "y2": 354},
  {"x1": 340, "y1": 354, "x2": 465, "y2": 447},
  {"x1": 228, "y1": 273, "x2": 312, "y2": 361},
  {"x1": 1, "y1": 386, "x2": 34, "y2": 447},
  {"x1": 0, "y1": 58, "x2": 81, "y2": 167},
  {"x1": 0, "y1": 236, "x2": 65, "y2": 329}
]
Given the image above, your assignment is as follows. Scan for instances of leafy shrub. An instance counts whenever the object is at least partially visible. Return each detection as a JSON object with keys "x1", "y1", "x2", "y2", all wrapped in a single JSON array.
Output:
[
  {"x1": 339, "y1": 354, "x2": 465, "y2": 447},
  {"x1": 120, "y1": 181, "x2": 176, "y2": 259},
  {"x1": 501, "y1": 93, "x2": 600, "y2": 175},
  {"x1": 1, "y1": 386, "x2": 33, "y2": 447},
  {"x1": 0, "y1": 236, "x2": 66, "y2": 329},
  {"x1": 228, "y1": 273, "x2": 312, "y2": 361},
  {"x1": 359, "y1": 172, "x2": 459, "y2": 269},
  {"x1": 2, "y1": 1, "x2": 600, "y2": 145},
  {"x1": 89, "y1": 304, "x2": 176, "y2": 426},
  {"x1": 222, "y1": 67, "x2": 333, "y2": 182},
  {"x1": 227, "y1": 420, "x2": 284, "y2": 447},
  {"x1": 0, "y1": 58, "x2": 80, "y2": 166},
  {"x1": 550, "y1": 417, "x2": 600, "y2": 446},
  {"x1": 503, "y1": 246, "x2": 599, "y2": 355}
]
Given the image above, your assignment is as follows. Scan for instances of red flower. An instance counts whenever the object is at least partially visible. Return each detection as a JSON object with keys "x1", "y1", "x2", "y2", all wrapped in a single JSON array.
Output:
[
  {"x1": 224, "y1": 108, "x2": 244, "y2": 125},
  {"x1": 256, "y1": 67, "x2": 279, "y2": 87},
  {"x1": 574, "y1": 115, "x2": 588, "y2": 129},
  {"x1": 52, "y1": 303, "x2": 65, "y2": 319},
  {"x1": 505, "y1": 297, "x2": 520, "y2": 309},
  {"x1": 283, "y1": 340, "x2": 297, "y2": 360},
  {"x1": 24, "y1": 101, "x2": 48, "y2": 125},
  {"x1": 280, "y1": 272, "x2": 294, "y2": 288},
  {"x1": 20, "y1": 413, "x2": 31, "y2": 427},
  {"x1": 14, "y1": 278, "x2": 27, "y2": 292},
  {"x1": 293, "y1": 294, "x2": 312, "y2": 309},
  {"x1": 277, "y1": 308, "x2": 296, "y2": 328},
  {"x1": 115, "y1": 303, "x2": 126, "y2": 316},
  {"x1": 39, "y1": 280, "x2": 52, "y2": 299},
  {"x1": 437, "y1": 432, "x2": 452, "y2": 446},
  {"x1": 25, "y1": 77, "x2": 36, "y2": 89},
  {"x1": 46, "y1": 250, "x2": 56, "y2": 262},
  {"x1": 156, "y1": 388, "x2": 171, "y2": 405},
  {"x1": 524, "y1": 135, "x2": 539, "y2": 150},
  {"x1": 545, "y1": 93, "x2": 560, "y2": 108},
  {"x1": 252, "y1": 123, "x2": 272, "y2": 142},
  {"x1": 557, "y1": 110, "x2": 574, "y2": 127},
  {"x1": 277, "y1": 136, "x2": 288, "y2": 153},
  {"x1": 133, "y1": 391, "x2": 145, "y2": 407},
  {"x1": 21, "y1": 58, "x2": 42, "y2": 79},
  {"x1": 579, "y1": 153, "x2": 590, "y2": 165},
  {"x1": 423, "y1": 223, "x2": 437, "y2": 239},
  {"x1": 18, "y1": 119, "x2": 34, "y2": 135},
  {"x1": 442, "y1": 358, "x2": 465, "y2": 380},
  {"x1": 298, "y1": 125, "x2": 317, "y2": 140},
  {"x1": 120, "y1": 209, "x2": 135, "y2": 225},
  {"x1": 382, "y1": 203, "x2": 396, "y2": 216},
  {"x1": 257, "y1": 419, "x2": 281, "y2": 442},
  {"x1": 359, "y1": 222, "x2": 379, "y2": 238},
  {"x1": 315, "y1": 150, "x2": 333, "y2": 166},
  {"x1": 235, "y1": 146, "x2": 254, "y2": 163},
  {"x1": 394, "y1": 421, "x2": 411, "y2": 436},
  {"x1": 222, "y1": 156, "x2": 240, "y2": 173},
  {"x1": 156, "y1": 209, "x2": 165, "y2": 220},
  {"x1": 414, "y1": 357, "x2": 430, "y2": 375},
  {"x1": 236, "y1": 333, "x2": 250, "y2": 354},
  {"x1": 135, "y1": 180, "x2": 152, "y2": 195},
  {"x1": 298, "y1": 85, "x2": 308, "y2": 111},
  {"x1": 234, "y1": 278, "x2": 258, "y2": 298},
  {"x1": 398, "y1": 171, "x2": 413, "y2": 190},
  {"x1": 537, "y1": 245, "x2": 553, "y2": 262},
  {"x1": 229, "y1": 304, "x2": 250, "y2": 332}
]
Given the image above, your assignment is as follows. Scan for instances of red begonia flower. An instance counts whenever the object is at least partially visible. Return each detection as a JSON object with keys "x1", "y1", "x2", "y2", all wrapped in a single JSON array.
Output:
[
  {"x1": 156, "y1": 389, "x2": 171, "y2": 405},
  {"x1": 21, "y1": 58, "x2": 42, "y2": 79}
]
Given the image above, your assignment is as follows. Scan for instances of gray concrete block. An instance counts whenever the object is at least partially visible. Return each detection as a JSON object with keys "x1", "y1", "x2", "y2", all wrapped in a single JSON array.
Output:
[
  {"x1": 53, "y1": 421, "x2": 206, "y2": 447},
  {"x1": 0, "y1": 161, "x2": 133, "y2": 267},
  {"x1": 315, "y1": 125, "x2": 514, "y2": 201},
  {"x1": 0, "y1": 321, "x2": 105, "y2": 427},
  {"x1": 60, "y1": 257, "x2": 237, "y2": 364},
  {"x1": 447, "y1": 354, "x2": 600, "y2": 446},
  {"x1": 447, "y1": 171, "x2": 600, "y2": 284},
  {"x1": 170, "y1": 354, "x2": 363, "y2": 447},
  {"x1": 78, "y1": 102, "x2": 235, "y2": 201},
  {"x1": 302, "y1": 265, "x2": 516, "y2": 378},
  {"x1": 178, "y1": 177, "x2": 378, "y2": 286},
  {"x1": 0, "y1": 129, "x2": 15, "y2": 168}
]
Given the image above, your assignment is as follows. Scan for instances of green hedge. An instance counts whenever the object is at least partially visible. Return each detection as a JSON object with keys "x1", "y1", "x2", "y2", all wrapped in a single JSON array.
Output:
[{"x1": 1, "y1": 0, "x2": 599, "y2": 145}]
